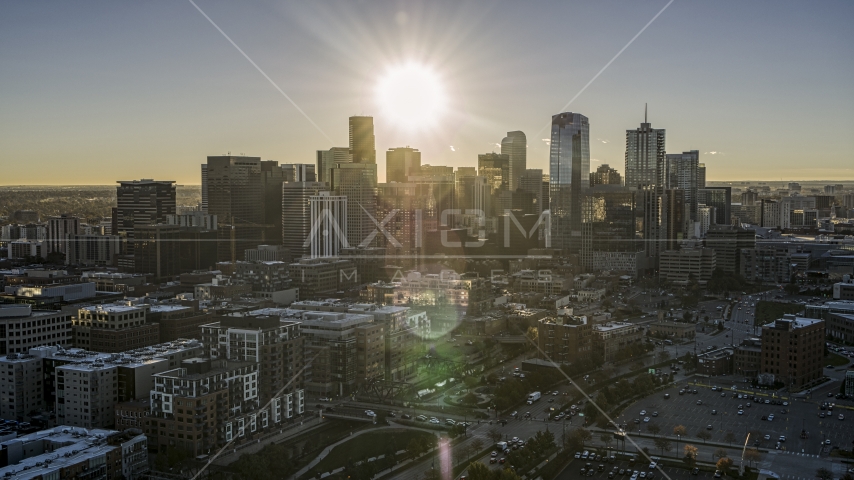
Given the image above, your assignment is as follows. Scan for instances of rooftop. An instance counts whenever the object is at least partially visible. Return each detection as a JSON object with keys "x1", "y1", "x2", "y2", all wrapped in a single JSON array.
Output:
[
  {"x1": 0, "y1": 426, "x2": 139, "y2": 480},
  {"x1": 593, "y1": 322, "x2": 637, "y2": 332},
  {"x1": 79, "y1": 303, "x2": 145, "y2": 314},
  {"x1": 764, "y1": 315, "x2": 823, "y2": 329}
]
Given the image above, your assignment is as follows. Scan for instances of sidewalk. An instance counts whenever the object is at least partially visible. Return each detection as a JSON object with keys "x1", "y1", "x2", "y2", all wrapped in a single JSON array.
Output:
[{"x1": 212, "y1": 416, "x2": 322, "y2": 466}]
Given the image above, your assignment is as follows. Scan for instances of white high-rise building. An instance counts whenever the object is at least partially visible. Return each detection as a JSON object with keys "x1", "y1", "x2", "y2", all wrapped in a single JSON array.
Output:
[
  {"x1": 46, "y1": 214, "x2": 80, "y2": 255},
  {"x1": 282, "y1": 182, "x2": 327, "y2": 259},
  {"x1": 309, "y1": 192, "x2": 348, "y2": 258},
  {"x1": 201, "y1": 164, "x2": 208, "y2": 212},
  {"x1": 501, "y1": 131, "x2": 527, "y2": 191}
]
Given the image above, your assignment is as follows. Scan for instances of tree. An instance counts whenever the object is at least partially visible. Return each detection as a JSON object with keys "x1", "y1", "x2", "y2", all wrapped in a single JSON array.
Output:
[
  {"x1": 407, "y1": 438, "x2": 424, "y2": 458},
  {"x1": 647, "y1": 424, "x2": 661, "y2": 437},
  {"x1": 696, "y1": 430, "x2": 712, "y2": 444},
  {"x1": 487, "y1": 427, "x2": 503, "y2": 443},
  {"x1": 816, "y1": 467, "x2": 833, "y2": 480},
  {"x1": 45, "y1": 251, "x2": 65, "y2": 264},
  {"x1": 714, "y1": 448, "x2": 728, "y2": 461},
  {"x1": 683, "y1": 444, "x2": 698, "y2": 468},
  {"x1": 461, "y1": 392, "x2": 479, "y2": 405},
  {"x1": 743, "y1": 448, "x2": 762, "y2": 468},
  {"x1": 673, "y1": 425, "x2": 687, "y2": 453},
  {"x1": 525, "y1": 326, "x2": 538, "y2": 342},
  {"x1": 464, "y1": 376, "x2": 479, "y2": 391},
  {"x1": 654, "y1": 438, "x2": 672, "y2": 456},
  {"x1": 576, "y1": 428, "x2": 592, "y2": 447},
  {"x1": 716, "y1": 457, "x2": 733, "y2": 475},
  {"x1": 470, "y1": 438, "x2": 484, "y2": 457},
  {"x1": 600, "y1": 433, "x2": 613, "y2": 448},
  {"x1": 494, "y1": 468, "x2": 523, "y2": 480},
  {"x1": 723, "y1": 431, "x2": 737, "y2": 446},
  {"x1": 467, "y1": 462, "x2": 492, "y2": 480}
]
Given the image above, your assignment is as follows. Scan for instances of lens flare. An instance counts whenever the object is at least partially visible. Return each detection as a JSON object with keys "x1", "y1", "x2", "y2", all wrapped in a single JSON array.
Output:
[{"x1": 375, "y1": 63, "x2": 447, "y2": 131}]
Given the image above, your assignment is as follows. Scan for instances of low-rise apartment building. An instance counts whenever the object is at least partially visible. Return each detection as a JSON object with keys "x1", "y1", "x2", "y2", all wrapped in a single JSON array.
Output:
[
  {"x1": 760, "y1": 315, "x2": 824, "y2": 391},
  {"x1": 537, "y1": 316, "x2": 593, "y2": 365},
  {"x1": 592, "y1": 322, "x2": 643, "y2": 362}
]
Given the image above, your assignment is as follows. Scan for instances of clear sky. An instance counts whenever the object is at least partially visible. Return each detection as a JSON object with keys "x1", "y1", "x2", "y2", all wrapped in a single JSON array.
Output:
[{"x1": 1, "y1": 0, "x2": 852, "y2": 185}]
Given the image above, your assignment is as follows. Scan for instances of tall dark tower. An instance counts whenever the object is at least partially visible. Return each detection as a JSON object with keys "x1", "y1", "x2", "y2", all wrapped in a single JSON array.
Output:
[
  {"x1": 625, "y1": 105, "x2": 666, "y2": 189},
  {"x1": 113, "y1": 179, "x2": 176, "y2": 254},
  {"x1": 349, "y1": 116, "x2": 376, "y2": 164},
  {"x1": 548, "y1": 112, "x2": 590, "y2": 252}
]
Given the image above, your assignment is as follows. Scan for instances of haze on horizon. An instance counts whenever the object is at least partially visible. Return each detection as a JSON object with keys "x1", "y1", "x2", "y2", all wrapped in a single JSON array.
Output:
[{"x1": 1, "y1": 0, "x2": 852, "y2": 185}]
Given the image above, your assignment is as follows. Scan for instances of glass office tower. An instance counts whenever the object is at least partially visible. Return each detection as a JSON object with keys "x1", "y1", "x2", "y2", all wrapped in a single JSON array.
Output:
[{"x1": 549, "y1": 112, "x2": 590, "y2": 252}]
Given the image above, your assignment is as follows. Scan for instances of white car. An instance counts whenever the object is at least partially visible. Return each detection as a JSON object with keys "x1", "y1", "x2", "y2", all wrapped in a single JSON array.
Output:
[
  {"x1": 365, "y1": 410, "x2": 376, "y2": 417},
  {"x1": 643, "y1": 417, "x2": 650, "y2": 423},
  {"x1": 738, "y1": 410, "x2": 744, "y2": 415},
  {"x1": 649, "y1": 462, "x2": 657, "y2": 469},
  {"x1": 840, "y1": 414, "x2": 845, "y2": 421},
  {"x1": 429, "y1": 418, "x2": 440, "y2": 424},
  {"x1": 764, "y1": 434, "x2": 771, "y2": 440},
  {"x1": 319, "y1": 397, "x2": 331, "y2": 402},
  {"x1": 767, "y1": 414, "x2": 774, "y2": 421},
  {"x1": 640, "y1": 410, "x2": 647, "y2": 416},
  {"x1": 779, "y1": 436, "x2": 786, "y2": 442}
]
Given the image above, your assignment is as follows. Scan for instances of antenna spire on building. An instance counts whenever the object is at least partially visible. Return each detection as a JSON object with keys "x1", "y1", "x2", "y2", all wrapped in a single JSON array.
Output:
[{"x1": 645, "y1": 103, "x2": 648, "y2": 123}]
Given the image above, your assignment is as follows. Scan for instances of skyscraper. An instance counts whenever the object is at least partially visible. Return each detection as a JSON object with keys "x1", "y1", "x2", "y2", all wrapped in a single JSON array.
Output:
[
  {"x1": 625, "y1": 108, "x2": 666, "y2": 189},
  {"x1": 386, "y1": 147, "x2": 421, "y2": 183},
  {"x1": 260, "y1": 160, "x2": 287, "y2": 246},
  {"x1": 520, "y1": 169, "x2": 545, "y2": 215},
  {"x1": 699, "y1": 187, "x2": 732, "y2": 225},
  {"x1": 201, "y1": 164, "x2": 208, "y2": 212},
  {"x1": 581, "y1": 186, "x2": 641, "y2": 273},
  {"x1": 477, "y1": 152, "x2": 511, "y2": 194},
  {"x1": 501, "y1": 131, "x2": 527, "y2": 191},
  {"x1": 316, "y1": 147, "x2": 350, "y2": 183},
  {"x1": 282, "y1": 181, "x2": 327, "y2": 258},
  {"x1": 589, "y1": 164, "x2": 622, "y2": 186},
  {"x1": 205, "y1": 155, "x2": 264, "y2": 261},
  {"x1": 349, "y1": 116, "x2": 376, "y2": 164},
  {"x1": 309, "y1": 192, "x2": 348, "y2": 258},
  {"x1": 697, "y1": 163, "x2": 706, "y2": 188},
  {"x1": 331, "y1": 162, "x2": 378, "y2": 248},
  {"x1": 46, "y1": 214, "x2": 80, "y2": 255},
  {"x1": 549, "y1": 112, "x2": 590, "y2": 252},
  {"x1": 113, "y1": 179, "x2": 177, "y2": 255},
  {"x1": 665, "y1": 150, "x2": 700, "y2": 222}
]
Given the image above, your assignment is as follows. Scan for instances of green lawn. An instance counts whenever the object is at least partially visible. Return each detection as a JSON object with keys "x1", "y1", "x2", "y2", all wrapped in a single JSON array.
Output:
[
  {"x1": 753, "y1": 301, "x2": 804, "y2": 326},
  {"x1": 308, "y1": 429, "x2": 435, "y2": 475},
  {"x1": 826, "y1": 352, "x2": 850, "y2": 367}
]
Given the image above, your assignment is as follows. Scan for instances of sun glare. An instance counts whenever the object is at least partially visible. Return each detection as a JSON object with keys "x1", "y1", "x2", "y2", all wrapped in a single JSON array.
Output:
[{"x1": 376, "y1": 63, "x2": 447, "y2": 131}]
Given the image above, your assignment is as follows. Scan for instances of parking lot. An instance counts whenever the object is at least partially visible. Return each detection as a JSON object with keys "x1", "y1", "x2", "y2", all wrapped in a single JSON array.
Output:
[{"x1": 614, "y1": 382, "x2": 854, "y2": 456}]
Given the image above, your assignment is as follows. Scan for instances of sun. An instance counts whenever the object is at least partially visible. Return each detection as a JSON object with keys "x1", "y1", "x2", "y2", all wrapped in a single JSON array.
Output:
[{"x1": 375, "y1": 63, "x2": 447, "y2": 131}]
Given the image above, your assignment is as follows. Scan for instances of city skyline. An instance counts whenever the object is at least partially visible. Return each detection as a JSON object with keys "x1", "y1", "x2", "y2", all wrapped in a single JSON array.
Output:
[{"x1": 1, "y1": 1, "x2": 852, "y2": 185}]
